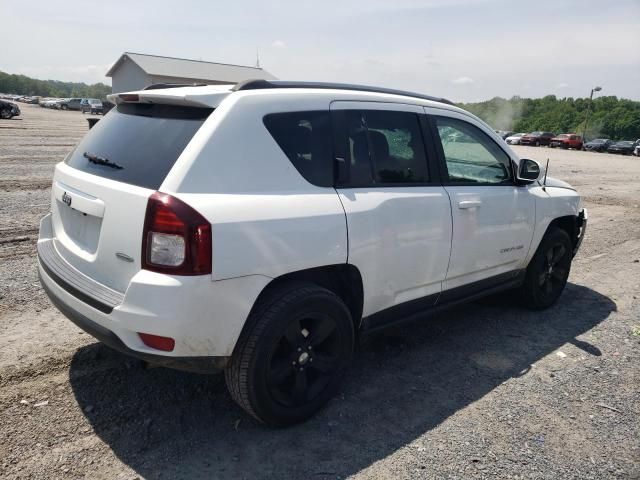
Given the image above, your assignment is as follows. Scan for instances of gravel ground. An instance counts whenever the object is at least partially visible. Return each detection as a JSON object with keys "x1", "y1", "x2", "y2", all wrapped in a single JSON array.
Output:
[{"x1": 0, "y1": 104, "x2": 638, "y2": 479}]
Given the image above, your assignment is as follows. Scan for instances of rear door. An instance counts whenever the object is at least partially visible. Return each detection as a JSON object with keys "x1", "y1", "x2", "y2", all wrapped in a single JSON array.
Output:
[
  {"x1": 331, "y1": 101, "x2": 452, "y2": 318},
  {"x1": 50, "y1": 102, "x2": 212, "y2": 292},
  {"x1": 427, "y1": 110, "x2": 535, "y2": 293}
]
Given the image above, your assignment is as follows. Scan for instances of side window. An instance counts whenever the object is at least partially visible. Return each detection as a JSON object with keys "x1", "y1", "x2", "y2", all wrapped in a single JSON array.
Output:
[
  {"x1": 263, "y1": 111, "x2": 333, "y2": 187},
  {"x1": 434, "y1": 116, "x2": 512, "y2": 184},
  {"x1": 342, "y1": 109, "x2": 429, "y2": 186}
]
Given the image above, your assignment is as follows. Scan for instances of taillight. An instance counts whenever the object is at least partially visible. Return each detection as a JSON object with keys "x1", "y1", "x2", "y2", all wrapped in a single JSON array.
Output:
[{"x1": 142, "y1": 192, "x2": 212, "y2": 275}]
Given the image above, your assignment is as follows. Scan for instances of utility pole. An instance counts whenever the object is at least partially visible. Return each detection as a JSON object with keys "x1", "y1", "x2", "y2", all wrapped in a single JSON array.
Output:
[{"x1": 582, "y1": 86, "x2": 602, "y2": 141}]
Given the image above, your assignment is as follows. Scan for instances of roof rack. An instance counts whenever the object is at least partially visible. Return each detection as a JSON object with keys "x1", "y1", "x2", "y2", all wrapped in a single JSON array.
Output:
[
  {"x1": 143, "y1": 83, "x2": 208, "y2": 91},
  {"x1": 232, "y1": 80, "x2": 454, "y2": 105}
]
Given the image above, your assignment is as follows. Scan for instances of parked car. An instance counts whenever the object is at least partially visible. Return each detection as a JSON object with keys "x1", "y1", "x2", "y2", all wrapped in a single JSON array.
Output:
[
  {"x1": 607, "y1": 140, "x2": 636, "y2": 155},
  {"x1": 53, "y1": 98, "x2": 70, "y2": 110},
  {"x1": 23, "y1": 96, "x2": 41, "y2": 104},
  {"x1": 81, "y1": 98, "x2": 103, "y2": 114},
  {"x1": 41, "y1": 98, "x2": 63, "y2": 109},
  {"x1": 37, "y1": 80, "x2": 587, "y2": 426},
  {"x1": 0, "y1": 99, "x2": 20, "y2": 119},
  {"x1": 101, "y1": 100, "x2": 115, "y2": 114},
  {"x1": 549, "y1": 134, "x2": 583, "y2": 150},
  {"x1": 583, "y1": 138, "x2": 612, "y2": 152},
  {"x1": 60, "y1": 98, "x2": 85, "y2": 111},
  {"x1": 495, "y1": 130, "x2": 514, "y2": 139},
  {"x1": 520, "y1": 131, "x2": 556, "y2": 146},
  {"x1": 505, "y1": 132, "x2": 526, "y2": 145}
]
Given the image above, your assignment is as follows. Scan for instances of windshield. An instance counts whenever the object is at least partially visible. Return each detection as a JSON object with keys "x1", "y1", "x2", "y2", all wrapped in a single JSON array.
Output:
[
  {"x1": 529, "y1": 131, "x2": 542, "y2": 136},
  {"x1": 65, "y1": 103, "x2": 213, "y2": 189},
  {"x1": 557, "y1": 134, "x2": 569, "y2": 139}
]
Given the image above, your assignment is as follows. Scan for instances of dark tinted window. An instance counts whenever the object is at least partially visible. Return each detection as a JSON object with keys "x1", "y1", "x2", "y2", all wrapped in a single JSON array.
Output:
[
  {"x1": 434, "y1": 116, "x2": 511, "y2": 184},
  {"x1": 263, "y1": 111, "x2": 333, "y2": 187},
  {"x1": 65, "y1": 103, "x2": 211, "y2": 189},
  {"x1": 341, "y1": 109, "x2": 429, "y2": 186}
]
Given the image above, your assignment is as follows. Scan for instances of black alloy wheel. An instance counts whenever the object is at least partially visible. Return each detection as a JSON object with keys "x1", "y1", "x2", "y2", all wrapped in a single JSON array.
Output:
[
  {"x1": 267, "y1": 312, "x2": 343, "y2": 408},
  {"x1": 226, "y1": 283, "x2": 354, "y2": 426},
  {"x1": 537, "y1": 242, "x2": 570, "y2": 300},
  {"x1": 521, "y1": 227, "x2": 573, "y2": 310}
]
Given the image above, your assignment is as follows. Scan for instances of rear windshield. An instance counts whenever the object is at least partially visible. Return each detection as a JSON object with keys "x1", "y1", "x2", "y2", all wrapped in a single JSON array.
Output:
[{"x1": 65, "y1": 103, "x2": 212, "y2": 189}]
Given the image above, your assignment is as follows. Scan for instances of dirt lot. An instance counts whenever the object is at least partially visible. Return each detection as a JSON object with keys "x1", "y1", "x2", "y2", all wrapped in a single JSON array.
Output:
[{"x1": 1, "y1": 104, "x2": 638, "y2": 479}]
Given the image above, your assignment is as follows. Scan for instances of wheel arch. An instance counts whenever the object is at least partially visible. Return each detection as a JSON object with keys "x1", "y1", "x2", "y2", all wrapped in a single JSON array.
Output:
[
  {"x1": 247, "y1": 264, "x2": 364, "y2": 333},
  {"x1": 547, "y1": 215, "x2": 580, "y2": 251}
]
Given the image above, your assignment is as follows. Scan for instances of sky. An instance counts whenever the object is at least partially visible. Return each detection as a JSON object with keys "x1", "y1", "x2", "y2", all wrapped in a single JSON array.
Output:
[{"x1": 2, "y1": 0, "x2": 639, "y2": 102}]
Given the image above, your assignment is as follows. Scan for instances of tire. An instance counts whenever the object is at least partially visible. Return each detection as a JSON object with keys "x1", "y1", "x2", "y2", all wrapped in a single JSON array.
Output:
[
  {"x1": 520, "y1": 227, "x2": 572, "y2": 310},
  {"x1": 225, "y1": 282, "x2": 354, "y2": 426},
  {"x1": 61, "y1": 105, "x2": 67, "y2": 110},
  {"x1": 0, "y1": 110, "x2": 11, "y2": 119},
  {"x1": 535, "y1": 140, "x2": 540, "y2": 147}
]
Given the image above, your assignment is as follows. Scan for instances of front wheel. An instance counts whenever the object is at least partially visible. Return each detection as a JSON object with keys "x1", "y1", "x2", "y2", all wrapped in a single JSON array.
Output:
[
  {"x1": 520, "y1": 227, "x2": 572, "y2": 310},
  {"x1": 225, "y1": 283, "x2": 354, "y2": 426}
]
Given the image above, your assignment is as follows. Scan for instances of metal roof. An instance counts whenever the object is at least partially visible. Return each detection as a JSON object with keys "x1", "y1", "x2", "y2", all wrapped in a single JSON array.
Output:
[{"x1": 106, "y1": 52, "x2": 276, "y2": 83}]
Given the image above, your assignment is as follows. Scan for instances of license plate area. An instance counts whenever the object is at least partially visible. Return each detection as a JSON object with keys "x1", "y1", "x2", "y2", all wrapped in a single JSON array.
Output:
[{"x1": 57, "y1": 199, "x2": 103, "y2": 254}]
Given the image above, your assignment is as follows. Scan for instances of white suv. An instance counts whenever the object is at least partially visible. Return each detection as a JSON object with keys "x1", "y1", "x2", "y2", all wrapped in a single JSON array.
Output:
[{"x1": 38, "y1": 80, "x2": 587, "y2": 425}]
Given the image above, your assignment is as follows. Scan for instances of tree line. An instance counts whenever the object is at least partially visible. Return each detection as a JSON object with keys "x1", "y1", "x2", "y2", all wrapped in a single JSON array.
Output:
[
  {"x1": 2, "y1": 70, "x2": 638, "y2": 140},
  {"x1": 459, "y1": 95, "x2": 640, "y2": 141},
  {"x1": 0, "y1": 71, "x2": 111, "y2": 100}
]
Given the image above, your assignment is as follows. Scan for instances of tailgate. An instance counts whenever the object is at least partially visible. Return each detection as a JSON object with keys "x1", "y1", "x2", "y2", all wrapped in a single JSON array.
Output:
[
  {"x1": 50, "y1": 164, "x2": 152, "y2": 293},
  {"x1": 47, "y1": 101, "x2": 213, "y2": 293}
]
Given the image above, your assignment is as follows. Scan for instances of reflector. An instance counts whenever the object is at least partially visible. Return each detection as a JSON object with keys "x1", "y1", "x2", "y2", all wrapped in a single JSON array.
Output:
[{"x1": 138, "y1": 332, "x2": 175, "y2": 352}]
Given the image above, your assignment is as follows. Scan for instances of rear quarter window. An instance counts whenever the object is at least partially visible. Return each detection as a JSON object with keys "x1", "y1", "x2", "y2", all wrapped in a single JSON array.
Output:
[
  {"x1": 263, "y1": 111, "x2": 333, "y2": 187},
  {"x1": 65, "y1": 103, "x2": 212, "y2": 189}
]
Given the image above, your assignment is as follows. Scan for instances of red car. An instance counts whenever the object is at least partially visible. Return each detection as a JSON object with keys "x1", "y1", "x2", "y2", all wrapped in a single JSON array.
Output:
[
  {"x1": 520, "y1": 131, "x2": 556, "y2": 146},
  {"x1": 549, "y1": 134, "x2": 583, "y2": 150}
]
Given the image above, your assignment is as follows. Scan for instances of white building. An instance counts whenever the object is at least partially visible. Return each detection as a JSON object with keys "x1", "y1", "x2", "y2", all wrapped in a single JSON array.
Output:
[{"x1": 106, "y1": 52, "x2": 276, "y2": 93}]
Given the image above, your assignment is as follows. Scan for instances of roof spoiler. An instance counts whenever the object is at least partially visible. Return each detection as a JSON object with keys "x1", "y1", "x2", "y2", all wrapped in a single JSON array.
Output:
[
  {"x1": 143, "y1": 83, "x2": 208, "y2": 90},
  {"x1": 232, "y1": 79, "x2": 454, "y2": 105}
]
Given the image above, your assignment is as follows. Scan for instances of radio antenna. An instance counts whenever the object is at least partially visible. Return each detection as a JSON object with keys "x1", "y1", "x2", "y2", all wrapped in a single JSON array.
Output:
[{"x1": 542, "y1": 158, "x2": 549, "y2": 191}]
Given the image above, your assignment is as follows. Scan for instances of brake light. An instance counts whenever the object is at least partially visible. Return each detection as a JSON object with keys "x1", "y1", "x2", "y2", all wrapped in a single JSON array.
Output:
[
  {"x1": 142, "y1": 192, "x2": 212, "y2": 275},
  {"x1": 138, "y1": 332, "x2": 175, "y2": 351},
  {"x1": 119, "y1": 94, "x2": 139, "y2": 102}
]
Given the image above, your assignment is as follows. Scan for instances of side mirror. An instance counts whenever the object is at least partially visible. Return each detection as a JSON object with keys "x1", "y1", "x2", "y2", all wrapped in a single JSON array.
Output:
[{"x1": 516, "y1": 158, "x2": 541, "y2": 183}]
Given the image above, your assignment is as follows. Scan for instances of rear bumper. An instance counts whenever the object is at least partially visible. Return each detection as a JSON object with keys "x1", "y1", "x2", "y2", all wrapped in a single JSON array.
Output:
[
  {"x1": 39, "y1": 273, "x2": 228, "y2": 373},
  {"x1": 37, "y1": 213, "x2": 271, "y2": 370}
]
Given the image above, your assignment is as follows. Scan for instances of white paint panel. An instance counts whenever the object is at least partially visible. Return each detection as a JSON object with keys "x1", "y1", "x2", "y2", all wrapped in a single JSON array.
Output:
[{"x1": 337, "y1": 188, "x2": 452, "y2": 316}]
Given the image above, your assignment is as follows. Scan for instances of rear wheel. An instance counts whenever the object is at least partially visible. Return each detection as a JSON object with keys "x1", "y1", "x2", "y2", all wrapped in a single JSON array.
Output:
[
  {"x1": 225, "y1": 283, "x2": 354, "y2": 426},
  {"x1": 520, "y1": 227, "x2": 572, "y2": 310},
  {"x1": 0, "y1": 110, "x2": 11, "y2": 119}
]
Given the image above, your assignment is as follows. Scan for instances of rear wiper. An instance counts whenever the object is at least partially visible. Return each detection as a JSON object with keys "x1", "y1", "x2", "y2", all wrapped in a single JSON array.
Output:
[{"x1": 83, "y1": 151, "x2": 123, "y2": 170}]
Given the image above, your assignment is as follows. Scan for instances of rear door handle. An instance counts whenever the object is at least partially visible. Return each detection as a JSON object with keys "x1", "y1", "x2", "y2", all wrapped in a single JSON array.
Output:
[{"x1": 458, "y1": 200, "x2": 482, "y2": 209}]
